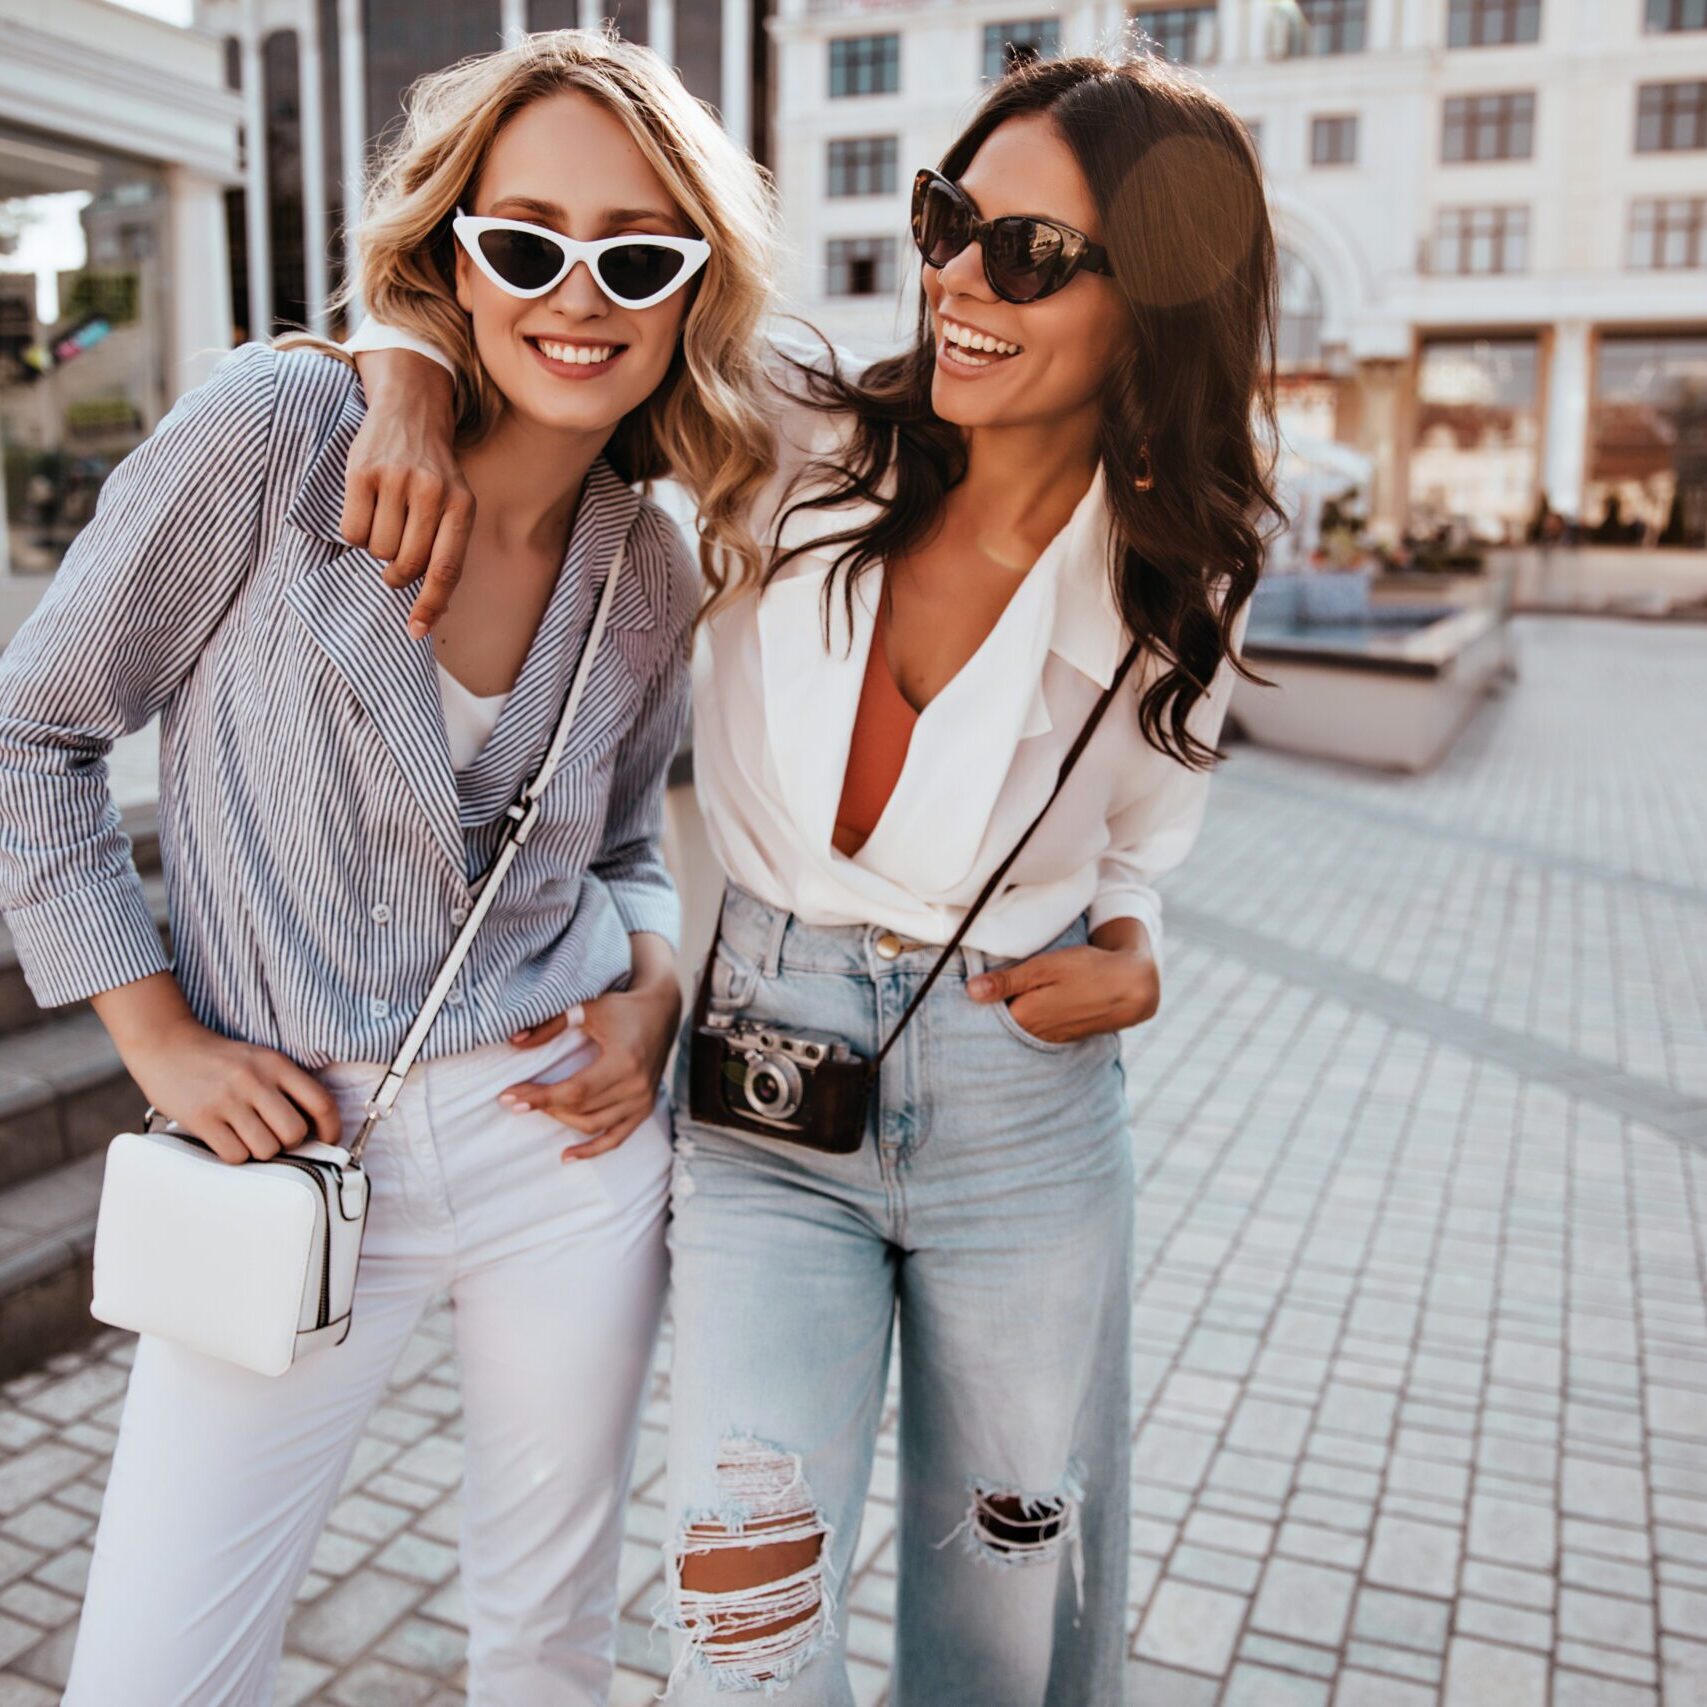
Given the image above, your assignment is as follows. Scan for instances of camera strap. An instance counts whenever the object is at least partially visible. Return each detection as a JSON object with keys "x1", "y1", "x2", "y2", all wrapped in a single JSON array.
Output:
[{"x1": 693, "y1": 634, "x2": 1146, "y2": 1068}]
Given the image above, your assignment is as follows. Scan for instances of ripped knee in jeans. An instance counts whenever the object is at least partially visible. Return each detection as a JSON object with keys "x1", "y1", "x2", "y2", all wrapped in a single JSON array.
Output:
[
  {"x1": 936, "y1": 1463, "x2": 1086, "y2": 1609},
  {"x1": 664, "y1": 1437, "x2": 834, "y2": 1694}
]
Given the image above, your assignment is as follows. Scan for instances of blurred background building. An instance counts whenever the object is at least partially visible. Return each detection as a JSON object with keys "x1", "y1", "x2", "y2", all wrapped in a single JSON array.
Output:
[
  {"x1": 777, "y1": 0, "x2": 1707, "y2": 551},
  {"x1": 0, "y1": 0, "x2": 240, "y2": 598}
]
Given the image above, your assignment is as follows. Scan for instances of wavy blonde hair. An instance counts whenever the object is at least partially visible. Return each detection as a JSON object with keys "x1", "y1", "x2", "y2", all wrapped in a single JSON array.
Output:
[{"x1": 344, "y1": 28, "x2": 778, "y2": 588}]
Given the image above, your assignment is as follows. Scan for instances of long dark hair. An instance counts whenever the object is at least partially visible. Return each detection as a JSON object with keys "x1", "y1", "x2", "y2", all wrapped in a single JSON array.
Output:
[{"x1": 771, "y1": 54, "x2": 1280, "y2": 769}]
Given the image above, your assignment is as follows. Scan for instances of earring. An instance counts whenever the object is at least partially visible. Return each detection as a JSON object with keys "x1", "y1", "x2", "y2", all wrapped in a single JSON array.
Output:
[{"x1": 1133, "y1": 438, "x2": 1155, "y2": 493}]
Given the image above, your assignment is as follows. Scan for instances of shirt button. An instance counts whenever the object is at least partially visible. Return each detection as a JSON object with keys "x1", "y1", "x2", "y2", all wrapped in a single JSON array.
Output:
[
  {"x1": 446, "y1": 987, "x2": 465, "y2": 1006},
  {"x1": 450, "y1": 905, "x2": 469, "y2": 926},
  {"x1": 370, "y1": 903, "x2": 392, "y2": 925},
  {"x1": 874, "y1": 930, "x2": 903, "y2": 961},
  {"x1": 368, "y1": 997, "x2": 388, "y2": 1018}
]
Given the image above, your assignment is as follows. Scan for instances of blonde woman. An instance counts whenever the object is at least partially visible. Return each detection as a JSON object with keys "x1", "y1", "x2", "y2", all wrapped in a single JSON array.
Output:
[{"x1": 0, "y1": 32, "x2": 776, "y2": 1707}]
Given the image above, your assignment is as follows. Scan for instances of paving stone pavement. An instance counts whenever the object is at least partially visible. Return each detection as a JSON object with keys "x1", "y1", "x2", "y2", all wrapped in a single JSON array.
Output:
[{"x1": 0, "y1": 616, "x2": 1703, "y2": 1706}]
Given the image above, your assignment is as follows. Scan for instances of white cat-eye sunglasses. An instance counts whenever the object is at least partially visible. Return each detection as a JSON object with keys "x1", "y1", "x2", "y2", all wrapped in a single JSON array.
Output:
[{"x1": 452, "y1": 210, "x2": 711, "y2": 310}]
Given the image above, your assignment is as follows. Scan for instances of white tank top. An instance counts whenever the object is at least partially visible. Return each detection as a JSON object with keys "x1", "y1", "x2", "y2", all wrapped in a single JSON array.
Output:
[{"x1": 436, "y1": 663, "x2": 509, "y2": 774}]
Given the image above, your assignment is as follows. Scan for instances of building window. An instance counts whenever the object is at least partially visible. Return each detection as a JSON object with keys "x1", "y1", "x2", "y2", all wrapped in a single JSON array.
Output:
[
  {"x1": 1311, "y1": 115, "x2": 1359, "y2": 165},
  {"x1": 1132, "y1": 5, "x2": 1218, "y2": 64},
  {"x1": 1636, "y1": 82, "x2": 1707, "y2": 152},
  {"x1": 1646, "y1": 0, "x2": 1707, "y2": 29},
  {"x1": 1431, "y1": 205, "x2": 1529, "y2": 273},
  {"x1": 1628, "y1": 197, "x2": 1707, "y2": 268},
  {"x1": 1286, "y1": 0, "x2": 1367, "y2": 55},
  {"x1": 0, "y1": 127, "x2": 171, "y2": 577},
  {"x1": 1276, "y1": 247, "x2": 1325, "y2": 369},
  {"x1": 1447, "y1": 0, "x2": 1542, "y2": 47},
  {"x1": 827, "y1": 137, "x2": 898, "y2": 198},
  {"x1": 1442, "y1": 92, "x2": 1536, "y2": 161},
  {"x1": 828, "y1": 34, "x2": 900, "y2": 98},
  {"x1": 1588, "y1": 335, "x2": 1707, "y2": 547},
  {"x1": 1411, "y1": 338, "x2": 1541, "y2": 541},
  {"x1": 983, "y1": 18, "x2": 1061, "y2": 79},
  {"x1": 826, "y1": 237, "x2": 897, "y2": 297}
]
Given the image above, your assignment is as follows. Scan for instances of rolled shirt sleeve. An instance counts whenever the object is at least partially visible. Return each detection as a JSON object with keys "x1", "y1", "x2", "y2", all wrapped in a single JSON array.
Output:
[
  {"x1": 0, "y1": 344, "x2": 275, "y2": 1007},
  {"x1": 343, "y1": 316, "x2": 457, "y2": 376}
]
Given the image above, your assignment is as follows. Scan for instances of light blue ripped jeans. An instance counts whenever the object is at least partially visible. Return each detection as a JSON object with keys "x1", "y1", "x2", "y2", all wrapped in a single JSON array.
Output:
[{"x1": 661, "y1": 885, "x2": 1134, "y2": 1707}]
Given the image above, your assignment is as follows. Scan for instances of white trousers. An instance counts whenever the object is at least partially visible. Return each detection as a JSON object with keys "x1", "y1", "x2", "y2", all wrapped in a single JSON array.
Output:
[{"x1": 64, "y1": 1032, "x2": 671, "y2": 1707}]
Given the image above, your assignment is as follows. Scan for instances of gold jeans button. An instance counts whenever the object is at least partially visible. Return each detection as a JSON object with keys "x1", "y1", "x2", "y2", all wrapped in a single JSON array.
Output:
[{"x1": 874, "y1": 930, "x2": 903, "y2": 961}]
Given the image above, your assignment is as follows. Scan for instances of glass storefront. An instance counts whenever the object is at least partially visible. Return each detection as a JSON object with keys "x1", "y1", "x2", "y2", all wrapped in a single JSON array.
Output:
[
  {"x1": 1, "y1": 124, "x2": 170, "y2": 577},
  {"x1": 1409, "y1": 336, "x2": 1540, "y2": 543},
  {"x1": 1587, "y1": 333, "x2": 1707, "y2": 547}
]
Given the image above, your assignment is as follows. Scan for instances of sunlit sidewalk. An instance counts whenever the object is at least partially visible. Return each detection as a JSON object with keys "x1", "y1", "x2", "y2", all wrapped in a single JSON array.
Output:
[{"x1": 0, "y1": 617, "x2": 1702, "y2": 1706}]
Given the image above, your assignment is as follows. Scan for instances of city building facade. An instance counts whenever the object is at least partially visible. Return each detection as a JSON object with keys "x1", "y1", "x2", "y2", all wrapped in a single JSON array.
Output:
[
  {"x1": 772, "y1": 0, "x2": 1707, "y2": 546},
  {"x1": 0, "y1": 0, "x2": 241, "y2": 588}
]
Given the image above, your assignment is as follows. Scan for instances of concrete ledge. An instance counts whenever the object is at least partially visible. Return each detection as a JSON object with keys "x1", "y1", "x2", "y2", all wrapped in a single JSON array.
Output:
[
  {"x1": 1233, "y1": 610, "x2": 1509, "y2": 772},
  {"x1": 0, "y1": 1013, "x2": 142, "y2": 1193}
]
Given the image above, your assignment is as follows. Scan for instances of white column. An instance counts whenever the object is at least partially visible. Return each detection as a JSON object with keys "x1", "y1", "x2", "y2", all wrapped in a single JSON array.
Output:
[
  {"x1": 299, "y1": 3, "x2": 330, "y2": 335},
  {"x1": 166, "y1": 166, "x2": 235, "y2": 391},
  {"x1": 1544, "y1": 319, "x2": 1592, "y2": 522},
  {"x1": 338, "y1": 0, "x2": 368, "y2": 321},
  {"x1": 240, "y1": 2, "x2": 272, "y2": 340},
  {"x1": 721, "y1": 0, "x2": 750, "y2": 147},
  {"x1": 501, "y1": 0, "x2": 527, "y2": 44},
  {"x1": 1062, "y1": 1, "x2": 1100, "y2": 53},
  {"x1": 649, "y1": 0, "x2": 674, "y2": 65},
  {"x1": 1216, "y1": 0, "x2": 1243, "y2": 63},
  {"x1": 578, "y1": 0, "x2": 600, "y2": 28},
  {"x1": 1397, "y1": 0, "x2": 1440, "y2": 49}
]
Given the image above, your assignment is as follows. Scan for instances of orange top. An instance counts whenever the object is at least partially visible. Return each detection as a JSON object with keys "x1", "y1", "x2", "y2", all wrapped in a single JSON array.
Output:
[{"x1": 833, "y1": 596, "x2": 918, "y2": 857}]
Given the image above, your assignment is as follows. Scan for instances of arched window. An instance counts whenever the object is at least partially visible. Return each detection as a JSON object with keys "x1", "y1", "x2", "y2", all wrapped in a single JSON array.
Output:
[{"x1": 1276, "y1": 245, "x2": 1325, "y2": 370}]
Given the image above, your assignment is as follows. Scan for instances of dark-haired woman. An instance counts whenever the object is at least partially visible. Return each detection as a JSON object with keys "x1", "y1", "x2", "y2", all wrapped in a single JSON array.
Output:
[{"x1": 342, "y1": 51, "x2": 1276, "y2": 1707}]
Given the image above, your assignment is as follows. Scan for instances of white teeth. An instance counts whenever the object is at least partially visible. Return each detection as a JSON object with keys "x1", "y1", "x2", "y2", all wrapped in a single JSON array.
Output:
[
  {"x1": 942, "y1": 340, "x2": 993, "y2": 368},
  {"x1": 941, "y1": 319, "x2": 1021, "y2": 357},
  {"x1": 537, "y1": 340, "x2": 617, "y2": 365}
]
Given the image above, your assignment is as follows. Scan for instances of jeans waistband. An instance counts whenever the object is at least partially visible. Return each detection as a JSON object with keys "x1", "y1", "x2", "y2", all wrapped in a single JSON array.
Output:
[{"x1": 713, "y1": 884, "x2": 1088, "y2": 980}]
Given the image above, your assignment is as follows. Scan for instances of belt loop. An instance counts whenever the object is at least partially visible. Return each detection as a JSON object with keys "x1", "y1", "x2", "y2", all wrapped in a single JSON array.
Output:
[
  {"x1": 761, "y1": 902, "x2": 788, "y2": 980},
  {"x1": 962, "y1": 945, "x2": 987, "y2": 980}
]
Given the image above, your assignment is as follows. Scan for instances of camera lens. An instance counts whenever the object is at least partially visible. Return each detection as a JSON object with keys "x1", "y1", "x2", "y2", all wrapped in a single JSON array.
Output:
[{"x1": 741, "y1": 1052, "x2": 803, "y2": 1124}]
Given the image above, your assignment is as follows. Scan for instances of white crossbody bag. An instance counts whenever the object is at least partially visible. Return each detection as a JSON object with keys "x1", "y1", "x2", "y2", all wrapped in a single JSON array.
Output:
[{"x1": 89, "y1": 546, "x2": 627, "y2": 1378}]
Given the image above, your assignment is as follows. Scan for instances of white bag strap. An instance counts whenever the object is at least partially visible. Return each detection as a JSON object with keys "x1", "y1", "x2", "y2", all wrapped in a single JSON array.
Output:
[{"x1": 348, "y1": 541, "x2": 627, "y2": 1161}]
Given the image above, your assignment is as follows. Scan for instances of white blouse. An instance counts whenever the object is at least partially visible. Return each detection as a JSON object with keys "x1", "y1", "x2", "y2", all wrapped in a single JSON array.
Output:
[
  {"x1": 346, "y1": 318, "x2": 1244, "y2": 965},
  {"x1": 694, "y1": 387, "x2": 1244, "y2": 966}
]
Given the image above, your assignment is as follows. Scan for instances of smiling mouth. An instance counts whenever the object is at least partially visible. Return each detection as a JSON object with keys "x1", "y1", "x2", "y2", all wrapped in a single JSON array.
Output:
[
  {"x1": 526, "y1": 335, "x2": 627, "y2": 368},
  {"x1": 936, "y1": 314, "x2": 1024, "y2": 370}
]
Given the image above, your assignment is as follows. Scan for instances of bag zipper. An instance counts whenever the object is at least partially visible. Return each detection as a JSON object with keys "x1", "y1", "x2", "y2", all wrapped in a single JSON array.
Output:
[{"x1": 274, "y1": 1156, "x2": 336, "y2": 1331}]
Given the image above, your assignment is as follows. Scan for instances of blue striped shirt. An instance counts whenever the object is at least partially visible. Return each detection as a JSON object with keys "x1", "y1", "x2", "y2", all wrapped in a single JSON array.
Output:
[{"x1": 0, "y1": 343, "x2": 696, "y2": 1067}]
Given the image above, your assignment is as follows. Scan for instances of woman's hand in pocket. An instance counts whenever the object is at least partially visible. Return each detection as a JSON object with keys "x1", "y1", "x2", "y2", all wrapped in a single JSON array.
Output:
[
  {"x1": 501, "y1": 936, "x2": 682, "y2": 1161},
  {"x1": 966, "y1": 920, "x2": 1159, "y2": 1044}
]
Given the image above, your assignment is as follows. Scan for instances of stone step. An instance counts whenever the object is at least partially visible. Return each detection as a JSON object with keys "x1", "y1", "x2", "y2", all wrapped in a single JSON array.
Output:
[
  {"x1": 0, "y1": 1151, "x2": 106, "y2": 1381},
  {"x1": 0, "y1": 1010, "x2": 144, "y2": 1195}
]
